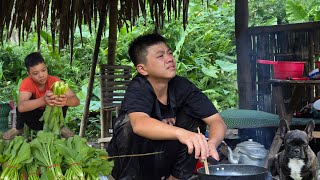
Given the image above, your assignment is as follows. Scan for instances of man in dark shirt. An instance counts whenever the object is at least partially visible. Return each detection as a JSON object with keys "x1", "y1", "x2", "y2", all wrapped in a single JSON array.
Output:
[{"x1": 107, "y1": 33, "x2": 227, "y2": 180}]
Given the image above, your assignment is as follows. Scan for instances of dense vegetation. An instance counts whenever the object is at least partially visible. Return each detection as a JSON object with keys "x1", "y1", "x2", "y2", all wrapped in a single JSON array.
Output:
[{"x1": 0, "y1": 0, "x2": 318, "y2": 140}]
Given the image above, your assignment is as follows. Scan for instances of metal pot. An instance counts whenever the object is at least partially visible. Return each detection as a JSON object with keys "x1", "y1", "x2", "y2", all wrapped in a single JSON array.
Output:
[
  {"x1": 227, "y1": 139, "x2": 268, "y2": 167},
  {"x1": 197, "y1": 164, "x2": 271, "y2": 180}
]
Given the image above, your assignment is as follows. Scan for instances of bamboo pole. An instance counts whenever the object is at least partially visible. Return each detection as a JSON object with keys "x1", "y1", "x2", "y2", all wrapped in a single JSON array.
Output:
[{"x1": 79, "y1": 0, "x2": 107, "y2": 137}]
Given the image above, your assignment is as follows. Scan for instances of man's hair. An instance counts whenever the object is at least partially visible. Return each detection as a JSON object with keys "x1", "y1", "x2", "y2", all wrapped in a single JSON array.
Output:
[
  {"x1": 128, "y1": 33, "x2": 168, "y2": 66},
  {"x1": 24, "y1": 52, "x2": 45, "y2": 71}
]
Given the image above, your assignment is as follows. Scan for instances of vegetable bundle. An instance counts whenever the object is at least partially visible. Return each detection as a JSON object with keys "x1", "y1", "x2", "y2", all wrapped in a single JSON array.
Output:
[
  {"x1": 55, "y1": 135, "x2": 113, "y2": 180},
  {"x1": 29, "y1": 131, "x2": 64, "y2": 180},
  {"x1": 0, "y1": 132, "x2": 113, "y2": 179},
  {"x1": 40, "y1": 81, "x2": 68, "y2": 135},
  {"x1": 0, "y1": 136, "x2": 33, "y2": 180}
]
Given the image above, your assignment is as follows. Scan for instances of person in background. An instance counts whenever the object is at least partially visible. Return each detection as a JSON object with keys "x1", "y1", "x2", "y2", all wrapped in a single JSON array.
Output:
[
  {"x1": 3, "y1": 52, "x2": 80, "y2": 140},
  {"x1": 107, "y1": 33, "x2": 227, "y2": 180}
]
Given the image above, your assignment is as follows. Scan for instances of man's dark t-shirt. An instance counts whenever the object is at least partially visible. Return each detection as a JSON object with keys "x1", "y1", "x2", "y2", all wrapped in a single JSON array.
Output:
[
  {"x1": 120, "y1": 74, "x2": 218, "y2": 122},
  {"x1": 108, "y1": 74, "x2": 218, "y2": 179}
]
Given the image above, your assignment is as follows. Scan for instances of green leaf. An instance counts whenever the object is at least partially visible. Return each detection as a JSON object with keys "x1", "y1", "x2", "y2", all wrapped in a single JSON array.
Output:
[
  {"x1": 40, "y1": 30, "x2": 53, "y2": 44},
  {"x1": 215, "y1": 60, "x2": 237, "y2": 72},
  {"x1": 201, "y1": 65, "x2": 218, "y2": 78},
  {"x1": 286, "y1": 0, "x2": 308, "y2": 22}
]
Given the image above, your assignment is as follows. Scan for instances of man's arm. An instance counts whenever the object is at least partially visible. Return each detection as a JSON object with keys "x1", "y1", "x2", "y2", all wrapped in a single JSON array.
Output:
[
  {"x1": 203, "y1": 113, "x2": 227, "y2": 160},
  {"x1": 17, "y1": 91, "x2": 48, "y2": 112},
  {"x1": 129, "y1": 112, "x2": 210, "y2": 160},
  {"x1": 18, "y1": 87, "x2": 80, "y2": 112}
]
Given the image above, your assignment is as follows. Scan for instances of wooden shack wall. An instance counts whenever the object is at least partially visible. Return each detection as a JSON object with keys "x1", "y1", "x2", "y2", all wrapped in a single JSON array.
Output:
[{"x1": 248, "y1": 22, "x2": 320, "y2": 113}]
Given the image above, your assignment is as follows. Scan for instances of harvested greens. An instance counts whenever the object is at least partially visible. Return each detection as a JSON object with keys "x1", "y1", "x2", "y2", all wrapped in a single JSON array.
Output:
[
  {"x1": 40, "y1": 81, "x2": 68, "y2": 135},
  {"x1": 0, "y1": 131, "x2": 113, "y2": 179}
]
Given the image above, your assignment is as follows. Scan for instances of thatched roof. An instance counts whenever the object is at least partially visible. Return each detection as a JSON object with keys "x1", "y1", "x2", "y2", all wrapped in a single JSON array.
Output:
[{"x1": 0, "y1": 0, "x2": 189, "y2": 52}]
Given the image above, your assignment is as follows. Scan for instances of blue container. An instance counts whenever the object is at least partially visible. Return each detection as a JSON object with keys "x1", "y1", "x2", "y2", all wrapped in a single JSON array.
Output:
[{"x1": 238, "y1": 127, "x2": 277, "y2": 150}]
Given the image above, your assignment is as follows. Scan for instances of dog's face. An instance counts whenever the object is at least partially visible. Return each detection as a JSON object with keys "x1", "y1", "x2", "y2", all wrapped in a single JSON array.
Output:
[
  {"x1": 283, "y1": 129, "x2": 309, "y2": 159},
  {"x1": 280, "y1": 119, "x2": 314, "y2": 160},
  {"x1": 269, "y1": 120, "x2": 318, "y2": 180}
]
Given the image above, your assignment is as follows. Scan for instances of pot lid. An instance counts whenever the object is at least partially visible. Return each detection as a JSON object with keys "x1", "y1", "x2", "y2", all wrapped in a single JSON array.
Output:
[
  {"x1": 236, "y1": 139, "x2": 267, "y2": 159},
  {"x1": 236, "y1": 139, "x2": 265, "y2": 148}
]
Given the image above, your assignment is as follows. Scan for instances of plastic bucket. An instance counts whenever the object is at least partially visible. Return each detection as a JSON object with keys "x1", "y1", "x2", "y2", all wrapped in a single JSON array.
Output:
[{"x1": 257, "y1": 59, "x2": 305, "y2": 79}]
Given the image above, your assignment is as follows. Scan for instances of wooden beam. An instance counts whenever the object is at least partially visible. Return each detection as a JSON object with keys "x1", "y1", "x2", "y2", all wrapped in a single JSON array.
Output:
[
  {"x1": 313, "y1": 131, "x2": 320, "y2": 138},
  {"x1": 248, "y1": 22, "x2": 320, "y2": 34},
  {"x1": 236, "y1": 0, "x2": 255, "y2": 109},
  {"x1": 107, "y1": 0, "x2": 118, "y2": 65}
]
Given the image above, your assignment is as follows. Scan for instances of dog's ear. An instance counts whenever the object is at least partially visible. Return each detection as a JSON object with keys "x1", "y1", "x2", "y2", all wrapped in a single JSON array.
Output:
[
  {"x1": 279, "y1": 119, "x2": 289, "y2": 140},
  {"x1": 305, "y1": 120, "x2": 315, "y2": 140}
]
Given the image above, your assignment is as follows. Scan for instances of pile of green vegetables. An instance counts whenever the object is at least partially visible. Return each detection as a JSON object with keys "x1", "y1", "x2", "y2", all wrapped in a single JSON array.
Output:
[{"x1": 0, "y1": 131, "x2": 113, "y2": 180}]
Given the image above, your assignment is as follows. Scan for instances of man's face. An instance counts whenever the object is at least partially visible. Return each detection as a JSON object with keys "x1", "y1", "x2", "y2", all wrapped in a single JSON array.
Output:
[
  {"x1": 27, "y1": 62, "x2": 48, "y2": 86},
  {"x1": 142, "y1": 42, "x2": 176, "y2": 80}
]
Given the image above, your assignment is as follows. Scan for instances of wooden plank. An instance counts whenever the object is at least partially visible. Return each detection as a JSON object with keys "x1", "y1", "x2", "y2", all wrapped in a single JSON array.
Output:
[
  {"x1": 100, "y1": 64, "x2": 132, "y2": 70},
  {"x1": 103, "y1": 98, "x2": 124, "y2": 103},
  {"x1": 104, "y1": 80, "x2": 131, "y2": 85},
  {"x1": 249, "y1": 22, "x2": 320, "y2": 34},
  {"x1": 101, "y1": 86, "x2": 128, "y2": 91},
  {"x1": 100, "y1": 74, "x2": 131, "y2": 79},
  {"x1": 313, "y1": 131, "x2": 320, "y2": 138},
  {"x1": 103, "y1": 93, "x2": 125, "y2": 97},
  {"x1": 98, "y1": 137, "x2": 112, "y2": 143}
]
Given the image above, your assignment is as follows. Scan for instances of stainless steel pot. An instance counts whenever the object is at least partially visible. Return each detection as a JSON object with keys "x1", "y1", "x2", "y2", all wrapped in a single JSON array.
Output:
[
  {"x1": 197, "y1": 164, "x2": 271, "y2": 180},
  {"x1": 227, "y1": 139, "x2": 268, "y2": 167}
]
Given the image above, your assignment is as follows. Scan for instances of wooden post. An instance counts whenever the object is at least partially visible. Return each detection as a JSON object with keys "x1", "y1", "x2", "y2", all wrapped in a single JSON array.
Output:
[
  {"x1": 235, "y1": 0, "x2": 255, "y2": 109},
  {"x1": 107, "y1": 0, "x2": 118, "y2": 65},
  {"x1": 79, "y1": 0, "x2": 107, "y2": 137}
]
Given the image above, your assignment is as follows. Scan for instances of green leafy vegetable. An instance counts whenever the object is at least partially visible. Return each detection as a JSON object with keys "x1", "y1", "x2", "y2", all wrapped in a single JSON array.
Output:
[{"x1": 40, "y1": 81, "x2": 68, "y2": 135}]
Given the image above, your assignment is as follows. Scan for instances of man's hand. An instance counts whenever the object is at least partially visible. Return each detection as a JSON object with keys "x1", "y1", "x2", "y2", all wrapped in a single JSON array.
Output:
[
  {"x1": 208, "y1": 142, "x2": 220, "y2": 161},
  {"x1": 44, "y1": 90, "x2": 67, "y2": 107},
  {"x1": 54, "y1": 94, "x2": 67, "y2": 107},
  {"x1": 176, "y1": 129, "x2": 209, "y2": 160},
  {"x1": 44, "y1": 90, "x2": 57, "y2": 106}
]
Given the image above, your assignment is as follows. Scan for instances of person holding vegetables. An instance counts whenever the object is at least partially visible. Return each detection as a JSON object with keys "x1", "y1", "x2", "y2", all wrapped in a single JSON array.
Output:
[
  {"x1": 3, "y1": 52, "x2": 80, "y2": 140},
  {"x1": 107, "y1": 33, "x2": 227, "y2": 179}
]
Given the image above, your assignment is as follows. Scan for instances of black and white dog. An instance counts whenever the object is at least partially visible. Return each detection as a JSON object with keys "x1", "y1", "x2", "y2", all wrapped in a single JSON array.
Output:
[{"x1": 269, "y1": 119, "x2": 318, "y2": 180}]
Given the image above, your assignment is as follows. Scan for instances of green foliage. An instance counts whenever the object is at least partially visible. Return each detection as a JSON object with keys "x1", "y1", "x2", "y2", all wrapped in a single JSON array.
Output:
[
  {"x1": 249, "y1": 0, "x2": 320, "y2": 26},
  {"x1": 161, "y1": 1, "x2": 238, "y2": 110},
  {"x1": 0, "y1": 48, "x2": 24, "y2": 103},
  {"x1": 249, "y1": 0, "x2": 286, "y2": 26},
  {"x1": 286, "y1": 0, "x2": 320, "y2": 22}
]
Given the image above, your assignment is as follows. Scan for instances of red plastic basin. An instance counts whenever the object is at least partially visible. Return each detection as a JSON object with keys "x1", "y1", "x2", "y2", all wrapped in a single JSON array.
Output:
[{"x1": 257, "y1": 59, "x2": 305, "y2": 79}]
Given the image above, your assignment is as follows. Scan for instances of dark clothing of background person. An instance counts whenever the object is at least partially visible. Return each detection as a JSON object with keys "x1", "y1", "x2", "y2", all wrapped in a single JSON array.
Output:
[{"x1": 107, "y1": 74, "x2": 218, "y2": 179}]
